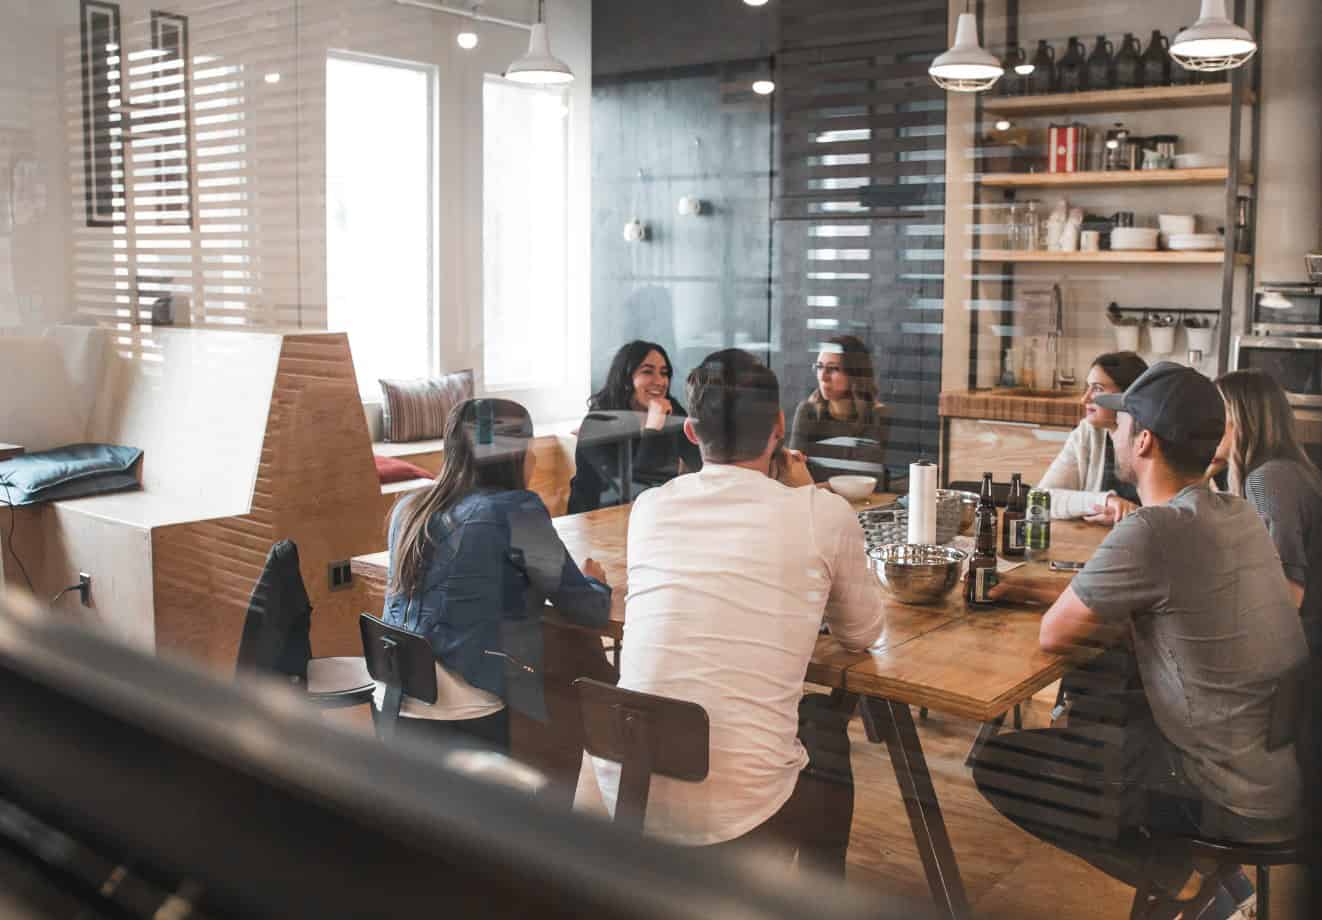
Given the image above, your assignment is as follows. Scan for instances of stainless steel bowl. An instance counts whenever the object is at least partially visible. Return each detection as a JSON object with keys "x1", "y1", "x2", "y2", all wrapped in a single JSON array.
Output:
[{"x1": 868, "y1": 543, "x2": 968, "y2": 605}]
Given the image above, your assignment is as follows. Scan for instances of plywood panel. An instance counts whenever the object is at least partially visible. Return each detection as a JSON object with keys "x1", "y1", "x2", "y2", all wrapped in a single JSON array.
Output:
[{"x1": 944, "y1": 418, "x2": 1071, "y2": 487}]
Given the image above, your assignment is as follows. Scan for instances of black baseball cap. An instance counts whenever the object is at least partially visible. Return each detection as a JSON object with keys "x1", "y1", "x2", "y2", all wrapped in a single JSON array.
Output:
[{"x1": 1093, "y1": 361, "x2": 1225, "y2": 445}]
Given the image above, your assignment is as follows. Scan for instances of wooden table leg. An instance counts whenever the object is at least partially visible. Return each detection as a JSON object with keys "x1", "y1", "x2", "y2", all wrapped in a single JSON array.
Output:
[{"x1": 860, "y1": 697, "x2": 972, "y2": 920}]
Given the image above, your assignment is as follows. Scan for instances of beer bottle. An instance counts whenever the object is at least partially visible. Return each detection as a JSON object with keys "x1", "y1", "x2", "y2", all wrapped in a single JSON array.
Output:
[
  {"x1": 1002, "y1": 473, "x2": 1027, "y2": 558},
  {"x1": 966, "y1": 500, "x2": 999, "y2": 606},
  {"x1": 978, "y1": 471, "x2": 995, "y2": 512}
]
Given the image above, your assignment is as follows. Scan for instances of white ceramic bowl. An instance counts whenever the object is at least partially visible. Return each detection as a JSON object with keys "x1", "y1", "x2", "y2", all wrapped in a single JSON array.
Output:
[
  {"x1": 828, "y1": 475, "x2": 877, "y2": 501},
  {"x1": 1166, "y1": 233, "x2": 1222, "y2": 251},
  {"x1": 1111, "y1": 227, "x2": 1160, "y2": 251},
  {"x1": 1158, "y1": 214, "x2": 1196, "y2": 235},
  {"x1": 1172, "y1": 153, "x2": 1225, "y2": 169}
]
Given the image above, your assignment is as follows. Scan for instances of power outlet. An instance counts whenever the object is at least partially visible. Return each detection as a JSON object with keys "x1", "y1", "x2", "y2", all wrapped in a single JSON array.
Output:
[{"x1": 328, "y1": 560, "x2": 353, "y2": 592}]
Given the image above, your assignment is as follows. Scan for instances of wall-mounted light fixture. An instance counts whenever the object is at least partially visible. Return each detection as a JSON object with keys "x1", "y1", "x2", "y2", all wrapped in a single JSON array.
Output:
[
  {"x1": 677, "y1": 195, "x2": 705, "y2": 217},
  {"x1": 457, "y1": 30, "x2": 478, "y2": 49},
  {"x1": 623, "y1": 218, "x2": 647, "y2": 243}
]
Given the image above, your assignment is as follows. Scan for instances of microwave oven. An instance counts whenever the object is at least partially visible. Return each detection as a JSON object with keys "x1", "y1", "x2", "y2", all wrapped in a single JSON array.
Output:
[{"x1": 1233, "y1": 335, "x2": 1322, "y2": 407}]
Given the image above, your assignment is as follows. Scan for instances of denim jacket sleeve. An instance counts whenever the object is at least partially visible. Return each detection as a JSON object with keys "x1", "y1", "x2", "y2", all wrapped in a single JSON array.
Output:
[{"x1": 508, "y1": 492, "x2": 611, "y2": 628}]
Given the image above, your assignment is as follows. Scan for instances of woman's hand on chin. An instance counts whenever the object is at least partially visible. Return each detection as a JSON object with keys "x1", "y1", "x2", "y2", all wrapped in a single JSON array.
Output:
[{"x1": 643, "y1": 398, "x2": 673, "y2": 431}]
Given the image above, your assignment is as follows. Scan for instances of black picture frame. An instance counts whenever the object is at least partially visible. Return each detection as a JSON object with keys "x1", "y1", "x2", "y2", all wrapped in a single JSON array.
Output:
[
  {"x1": 80, "y1": 0, "x2": 122, "y2": 228},
  {"x1": 150, "y1": 10, "x2": 193, "y2": 228}
]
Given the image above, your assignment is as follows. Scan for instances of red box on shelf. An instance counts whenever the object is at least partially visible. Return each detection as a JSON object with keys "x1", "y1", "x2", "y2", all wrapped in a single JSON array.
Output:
[{"x1": 1047, "y1": 123, "x2": 1087, "y2": 173}]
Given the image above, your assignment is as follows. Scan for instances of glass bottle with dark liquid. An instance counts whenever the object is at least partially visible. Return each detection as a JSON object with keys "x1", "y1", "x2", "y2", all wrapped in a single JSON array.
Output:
[
  {"x1": 966, "y1": 473, "x2": 999, "y2": 606},
  {"x1": 1001, "y1": 472, "x2": 1027, "y2": 558}
]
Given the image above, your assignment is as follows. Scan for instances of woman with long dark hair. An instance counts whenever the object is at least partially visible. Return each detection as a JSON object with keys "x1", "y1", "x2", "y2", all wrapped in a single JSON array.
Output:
[
  {"x1": 567, "y1": 340, "x2": 702, "y2": 513},
  {"x1": 1037, "y1": 351, "x2": 1148, "y2": 522},
  {"x1": 1216, "y1": 370, "x2": 1322, "y2": 653},
  {"x1": 788, "y1": 335, "x2": 888, "y2": 485},
  {"x1": 382, "y1": 398, "x2": 611, "y2": 753}
]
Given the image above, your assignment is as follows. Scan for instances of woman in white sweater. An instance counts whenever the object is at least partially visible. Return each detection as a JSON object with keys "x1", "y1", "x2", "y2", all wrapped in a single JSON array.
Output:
[{"x1": 1037, "y1": 351, "x2": 1148, "y2": 521}]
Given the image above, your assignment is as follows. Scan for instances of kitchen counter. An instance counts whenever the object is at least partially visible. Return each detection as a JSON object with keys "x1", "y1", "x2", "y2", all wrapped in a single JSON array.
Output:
[{"x1": 939, "y1": 389, "x2": 1084, "y2": 428}]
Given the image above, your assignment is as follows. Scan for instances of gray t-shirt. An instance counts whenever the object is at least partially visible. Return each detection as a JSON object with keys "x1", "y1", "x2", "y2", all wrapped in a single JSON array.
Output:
[
  {"x1": 1072, "y1": 484, "x2": 1308, "y2": 821},
  {"x1": 1244, "y1": 458, "x2": 1322, "y2": 629}
]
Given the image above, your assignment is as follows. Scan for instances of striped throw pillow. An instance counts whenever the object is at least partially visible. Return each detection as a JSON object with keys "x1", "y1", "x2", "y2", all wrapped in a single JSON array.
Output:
[{"x1": 378, "y1": 370, "x2": 474, "y2": 442}]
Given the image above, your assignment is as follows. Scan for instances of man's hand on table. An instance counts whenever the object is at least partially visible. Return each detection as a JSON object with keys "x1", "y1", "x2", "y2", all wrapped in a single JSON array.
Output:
[
  {"x1": 988, "y1": 573, "x2": 1067, "y2": 607},
  {"x1": 772, "y1": 448, "x2": 814, "y2": 488}
]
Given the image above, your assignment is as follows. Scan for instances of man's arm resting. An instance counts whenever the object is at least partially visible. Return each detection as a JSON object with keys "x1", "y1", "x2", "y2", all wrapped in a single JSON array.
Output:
[{"x1": 1039, "y1": 585, "x2": 1123, "y2": 655}]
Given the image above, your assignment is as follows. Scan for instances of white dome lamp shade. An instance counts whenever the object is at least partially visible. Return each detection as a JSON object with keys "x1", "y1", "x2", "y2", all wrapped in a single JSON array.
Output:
[
  {"x1": 1170, "y1": 0, "x2": 1257, "y2": 72},
  {"x1": 506, "y1": 0, "x2": 573, "y2": 86},
  {"x1": 929, "y1": 11, "x2": 1003, "y2": 93}
]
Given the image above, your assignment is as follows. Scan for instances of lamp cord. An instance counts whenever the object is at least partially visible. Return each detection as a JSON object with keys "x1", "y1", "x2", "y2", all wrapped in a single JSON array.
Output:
[{"x1": 0, "y1": 482, "x2": 35, "y2": 594}]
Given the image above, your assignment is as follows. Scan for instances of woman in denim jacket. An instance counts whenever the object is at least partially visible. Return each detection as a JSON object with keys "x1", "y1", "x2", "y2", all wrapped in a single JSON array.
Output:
[{"x1": 382, "y1": 398, "x2": 612, "y2": 754}]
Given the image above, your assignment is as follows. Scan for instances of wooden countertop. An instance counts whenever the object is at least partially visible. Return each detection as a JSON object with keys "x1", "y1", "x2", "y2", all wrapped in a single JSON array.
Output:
[{"x1": 939, "y1": 389, "x2": 1084, "y2": 428}]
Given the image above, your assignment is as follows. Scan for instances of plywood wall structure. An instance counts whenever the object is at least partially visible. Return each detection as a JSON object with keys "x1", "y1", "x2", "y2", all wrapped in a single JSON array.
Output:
[{"x1": 1, "y1": 328, "x2": 394, "y2": 674}]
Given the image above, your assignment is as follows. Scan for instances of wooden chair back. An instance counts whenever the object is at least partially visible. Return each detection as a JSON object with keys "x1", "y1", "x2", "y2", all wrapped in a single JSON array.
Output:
[{"x1": 574, "y1": 678, "x2": 709, "y2": 833}]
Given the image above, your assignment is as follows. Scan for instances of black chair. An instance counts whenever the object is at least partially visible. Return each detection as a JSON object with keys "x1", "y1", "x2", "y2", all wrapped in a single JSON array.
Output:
[
  {"x1": 359, "y1": 612, "x2": 438, "y2": 742},
  {"x1": 1129, "y1": 660, "x2": 1315, "y2": 920},
  {"x1": 236, "y1": 540, "x2": 373, "y2": 709},
  {"x1": 574, "y1": 678, "x2": 709, "y2": 833}
]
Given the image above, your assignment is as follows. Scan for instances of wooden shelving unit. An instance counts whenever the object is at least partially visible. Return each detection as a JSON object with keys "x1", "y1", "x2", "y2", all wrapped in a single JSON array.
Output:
[
  {"x1": 982, "y1": 83, "x2": 1254, "y2": 117},
  {"x1": 973, "y1": 250, "x2": 1252, "y2": 266},
  {"x1": 978, "y1": 167, "x2": 1250, "y2": 188}
]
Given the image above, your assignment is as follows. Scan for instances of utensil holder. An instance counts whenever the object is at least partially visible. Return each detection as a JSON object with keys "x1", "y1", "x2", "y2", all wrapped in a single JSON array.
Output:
[
  {"x1": 1148, "y1": 325, "x2": 1176, "y2": 355},
  {"x1": 1114, "y1": 324, "x2": 1141, "y2": 352},
  {"x1": 1185, "y1": 326, "x2": 1215, "y2": 355}
]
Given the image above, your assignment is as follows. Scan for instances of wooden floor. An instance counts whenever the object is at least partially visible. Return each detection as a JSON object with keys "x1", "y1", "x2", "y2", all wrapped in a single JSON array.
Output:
[{"x1": 326, "y1": 691, "x2": 1310, "y2": 919}]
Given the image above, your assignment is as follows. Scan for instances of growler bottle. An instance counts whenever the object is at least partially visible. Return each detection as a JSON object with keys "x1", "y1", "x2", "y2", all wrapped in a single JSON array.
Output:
[
  {"x1": 1001, "y1": 473, "x2": 1027, "y2": 558},
  {"x1": 966, "y1": 501, "x2": 999, "y2": 606},
  {"x1": 1057, "y1": 37, "x2": 1087, "y2": 93},
  {"x1": 1140, "y1": 30, "x2": 1171, "y2": 87},
  {"x1": 1114, "y1": 33, "x2": 1143, "y2": 88},
  {"x1": 1027, "y1": 39, "x2": 1056, "y2": 95},
  {"x1": 1084, "y1": 35, "x2": 1115, "y2": 91}
]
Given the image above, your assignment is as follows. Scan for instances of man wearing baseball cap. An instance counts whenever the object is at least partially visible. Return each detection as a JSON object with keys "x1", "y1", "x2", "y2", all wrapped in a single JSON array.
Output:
[{"x1": 974, "y1": 363, "x2": 1308, "y2": 915}]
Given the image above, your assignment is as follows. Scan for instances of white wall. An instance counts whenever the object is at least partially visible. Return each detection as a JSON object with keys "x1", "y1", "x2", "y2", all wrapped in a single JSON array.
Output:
[{"x1": 0, "y1": 0, "x2": 592, "y2": 423}]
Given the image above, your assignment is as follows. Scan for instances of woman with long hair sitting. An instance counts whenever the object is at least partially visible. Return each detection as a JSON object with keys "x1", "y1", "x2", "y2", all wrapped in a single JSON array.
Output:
[
  {"x1": 1216, "y1": 369, "x2": 1322, "y2": 654},
  {"x1": 567, "y1": 340, "x2": 702, "y2": 513},
  {"x1": 382, "y1": 398, "x2": 611, "y2": 754},
  {"x1": 1037, "y1": 351, "x2": 1148, "y2": 522},
  {"x1": 788, "y1": 334, "x2": 888, "y2": 485}
]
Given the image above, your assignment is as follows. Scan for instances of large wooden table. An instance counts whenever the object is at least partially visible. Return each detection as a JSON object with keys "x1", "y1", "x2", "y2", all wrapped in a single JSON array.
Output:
[{"x1": 351, "y1": 496, "x2": 1106, "y2": 920}]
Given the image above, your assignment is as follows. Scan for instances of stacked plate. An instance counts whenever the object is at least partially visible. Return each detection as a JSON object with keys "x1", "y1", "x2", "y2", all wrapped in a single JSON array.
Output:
[
  {"x1": 1166, "y1": 233, "x2": 1222, "y2": 251},
  {"x1": 1111, "y1": 227, "x2": 1160, "y2": 252}
]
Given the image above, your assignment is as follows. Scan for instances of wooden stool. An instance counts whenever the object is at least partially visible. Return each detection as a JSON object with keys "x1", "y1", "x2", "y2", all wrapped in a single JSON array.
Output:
[{"x1": 574, "y1": 679, "x2": 709, "y2": 833}]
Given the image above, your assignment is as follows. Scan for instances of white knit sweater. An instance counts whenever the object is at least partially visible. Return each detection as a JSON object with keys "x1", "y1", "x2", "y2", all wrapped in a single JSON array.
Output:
[{"x1": 1035, "y1": 419, "x2": 1117, "y2": 519}]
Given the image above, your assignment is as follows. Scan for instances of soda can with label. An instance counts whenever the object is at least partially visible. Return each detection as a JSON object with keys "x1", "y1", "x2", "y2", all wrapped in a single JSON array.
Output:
[{"x1": 1025, "y1": 488, "x2": 1051, "y2": 557}]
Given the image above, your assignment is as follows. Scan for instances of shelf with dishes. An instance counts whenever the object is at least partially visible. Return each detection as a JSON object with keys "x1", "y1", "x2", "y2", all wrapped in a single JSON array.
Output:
[
  {"x1": 978, "y1": 167, "x2": 1251, "y2": 188},
  {"x1": 972, "y1": 250, "x2": 1251, "y2": 266},
  {"x1": 982, "y1": 84, "x2": 1253, "y2": 117}
]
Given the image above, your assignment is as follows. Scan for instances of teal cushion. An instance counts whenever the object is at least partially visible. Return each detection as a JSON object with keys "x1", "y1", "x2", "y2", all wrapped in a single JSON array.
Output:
[{"x1": 0, "y1": 443, "x2": 143, "y2": 506}]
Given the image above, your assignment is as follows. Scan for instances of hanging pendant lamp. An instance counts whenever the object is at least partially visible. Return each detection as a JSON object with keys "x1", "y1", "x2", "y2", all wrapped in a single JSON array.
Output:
[
  {"x1": 506, "y1": 0, "x2": 574, "y2": 85},
  {"x1": 929, "y1": 8, "x2": 1003, "y2": 93},
  {"x1": 1170, "y1": 0, "x2": 1257, "y2": 72}
]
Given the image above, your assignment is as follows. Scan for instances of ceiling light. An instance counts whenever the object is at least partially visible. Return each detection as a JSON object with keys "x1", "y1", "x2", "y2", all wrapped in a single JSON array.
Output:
[
  {"x1": 743, "y1": 0, "x2": 770, "y2": 6},
  {"x1": 994, "y1": 119, "x2": 1012, "y2": 131},
  {"x1": 263, "y1": 72, "x2": 281, "y2": 84},
  {"x1": 506, "y1": 0, "x2": 573, "y2": 85},
  {"x1": 1013, "y1": 62, "x2": 1035, "y2": 76},
  {"x1": 1170, "y1": 0, "x2": 1257, "y2": 71},
  {"x1": 752, "y1": 79, "x2": 775, "y2": 96},
  {"x1": 457, "y1": 31, "x2": 479, "y2": 50},
  {"x1": 929, "y1": 10, "x2": 1003, "y2": 93}
]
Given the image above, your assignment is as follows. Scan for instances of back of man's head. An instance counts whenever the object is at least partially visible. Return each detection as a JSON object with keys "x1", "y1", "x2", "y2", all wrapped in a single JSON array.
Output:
[{"x1": 685, "y1": 349, "x2": 781, "y2": 464}]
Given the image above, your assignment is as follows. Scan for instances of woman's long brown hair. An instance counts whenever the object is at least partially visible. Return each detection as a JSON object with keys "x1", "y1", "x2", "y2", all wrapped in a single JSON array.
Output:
[
  {"x1": 388, "y1": 398, "x2": 532, "y2": 597},
  {"x1": 1216, "y1": 370, "x2": 1322, "y2": 497}
]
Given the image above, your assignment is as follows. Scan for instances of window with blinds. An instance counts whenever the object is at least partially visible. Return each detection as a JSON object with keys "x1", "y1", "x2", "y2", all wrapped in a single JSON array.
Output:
[
  {"x1": 775, "y1": 0, "x2": 948, "y2": 474},
  {"x1": 71, "y1": 2, "x2": 300, "y2": 335}
]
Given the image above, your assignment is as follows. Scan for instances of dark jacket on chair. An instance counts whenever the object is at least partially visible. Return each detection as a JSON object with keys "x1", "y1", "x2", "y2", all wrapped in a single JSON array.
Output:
[{"x1": 236, "y1": 540, "x2": 313, "y2": 682}]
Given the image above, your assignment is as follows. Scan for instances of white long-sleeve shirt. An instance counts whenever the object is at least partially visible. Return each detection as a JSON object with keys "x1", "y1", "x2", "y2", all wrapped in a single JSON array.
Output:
[
  {"x1": 1037, "y1": 419, "x2": 1118, "y2": 519},
  {"x1": 592, "y1": 464, "x2": 884, "y2": 845}
]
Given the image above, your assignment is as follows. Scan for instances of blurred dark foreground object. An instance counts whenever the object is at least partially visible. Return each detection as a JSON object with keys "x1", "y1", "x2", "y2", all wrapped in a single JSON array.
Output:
[{"x1": 0, "y1": 593, "x2": 924, "y2": 920}]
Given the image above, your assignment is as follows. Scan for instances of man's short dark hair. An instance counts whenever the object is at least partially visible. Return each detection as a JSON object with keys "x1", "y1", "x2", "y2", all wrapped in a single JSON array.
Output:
[
  {"x1": 685, "y1": 349, "x2": 780, "y2": 464},
  {"x1": 1145, "y1": 430, "x2": 1218, "y2": 479}
]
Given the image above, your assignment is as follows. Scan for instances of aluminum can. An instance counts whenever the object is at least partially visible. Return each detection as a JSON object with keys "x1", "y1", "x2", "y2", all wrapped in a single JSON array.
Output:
[{"x1": 1025, "y1": 488, "x2": 1051, "y2": 556}]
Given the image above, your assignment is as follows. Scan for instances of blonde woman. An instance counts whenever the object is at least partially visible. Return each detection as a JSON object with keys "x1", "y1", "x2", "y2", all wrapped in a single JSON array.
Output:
[
  {"x1": 789, "y1": 335, "x2": 888, "y2": 485},
  {"x1": 1216, "y1": 370, "x2": 1322, "y2": 653}
]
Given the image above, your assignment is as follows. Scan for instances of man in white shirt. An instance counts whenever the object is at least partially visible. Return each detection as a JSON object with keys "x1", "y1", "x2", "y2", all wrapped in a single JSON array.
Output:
[{"x1": 592, "y1": 349, "x2": 885, "y2": 873}]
